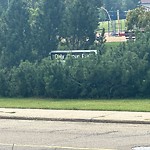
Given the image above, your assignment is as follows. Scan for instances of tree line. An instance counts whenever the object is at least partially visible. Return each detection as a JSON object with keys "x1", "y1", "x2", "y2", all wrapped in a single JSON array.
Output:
[
  {"x1": 0, "y1": 30, "x2": 150, "y2": 98},
  {"x1": 103, "y1": 0, "x2": 139, "y2": 11},
  {"x1": 0, "y1": 0, "x2": 150, "y2": 98},
  {"x1": 0, "y1": 0, "x2": 102, "y2": 68},
  {"x1": 0, "y1": 0, "x2": 140, "y2": 69}
]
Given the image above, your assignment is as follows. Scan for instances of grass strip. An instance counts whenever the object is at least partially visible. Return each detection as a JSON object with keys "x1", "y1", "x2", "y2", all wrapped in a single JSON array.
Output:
[{"x1": 0, "y1": 98, "x2": 150, "y2": 112}]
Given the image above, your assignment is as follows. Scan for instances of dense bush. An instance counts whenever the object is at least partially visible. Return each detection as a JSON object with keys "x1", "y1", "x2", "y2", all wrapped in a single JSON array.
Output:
[
  {"x1": 0, "y1": 31, "x2": 150, "y2": 98},
  {"x1": 0, "y1": 0, "x2": 149, "y2": 99}
]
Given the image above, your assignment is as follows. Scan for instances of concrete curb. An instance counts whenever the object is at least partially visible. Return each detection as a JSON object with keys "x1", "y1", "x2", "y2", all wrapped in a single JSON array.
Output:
[
  {"x1": 1, "y1": 115, "x2": 150, "y2": 124},
  {"x1": 0, "y1": 108, "x2": 150, "y2": 124}
]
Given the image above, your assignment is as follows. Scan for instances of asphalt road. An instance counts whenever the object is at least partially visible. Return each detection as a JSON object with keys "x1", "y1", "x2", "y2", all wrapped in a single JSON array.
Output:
[{"x1": 0, "y1": 119, "x2": 150, "y2": 150}]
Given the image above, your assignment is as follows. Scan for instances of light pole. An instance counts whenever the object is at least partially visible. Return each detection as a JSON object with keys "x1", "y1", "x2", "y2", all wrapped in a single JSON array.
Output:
[
  {"x1": 101, "y1": 7, "x2": 112, "y2": 23},
  {"x1": 100, "y1": 7, "x2": 112, "y2": 35}
]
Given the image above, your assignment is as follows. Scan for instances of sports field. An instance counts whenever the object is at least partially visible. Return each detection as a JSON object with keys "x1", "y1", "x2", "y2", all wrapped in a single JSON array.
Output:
[{"x1": 99, "y1": 19, "x2": 126, "y2": 33}]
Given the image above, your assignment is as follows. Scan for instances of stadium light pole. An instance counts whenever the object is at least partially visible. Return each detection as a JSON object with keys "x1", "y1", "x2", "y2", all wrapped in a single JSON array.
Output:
[
  {"x1": 101, "y1": 7, "x2": 112, "y2": 22},
  {"x1": 100, "y1": 7, "x2": 112, "y2": 35}
]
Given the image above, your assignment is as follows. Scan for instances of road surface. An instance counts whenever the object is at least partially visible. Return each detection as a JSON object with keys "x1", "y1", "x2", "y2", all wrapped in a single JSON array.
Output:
[{"x1": 0, "y1": 119, "x2": 150, "y2": 150}]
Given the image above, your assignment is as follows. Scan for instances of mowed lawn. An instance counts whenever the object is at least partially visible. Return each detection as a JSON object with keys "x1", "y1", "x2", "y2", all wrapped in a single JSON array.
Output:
[
  {"x1": 0, "y1": 98, "x2": 150, "y2": 112},
  {"x1": 99, "y1": 19, "x2": 126, "y2": 32}
]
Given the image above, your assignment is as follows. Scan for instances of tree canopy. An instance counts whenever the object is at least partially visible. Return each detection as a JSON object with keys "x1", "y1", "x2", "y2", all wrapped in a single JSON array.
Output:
[
  {"x1": 103, "y1": 0, "x2": 140, "y2": 11},
  {"x1": 0, "y1": 0, "x2": 103, "y2": 67},
  {"x1": 126, "y1": 7, "x2": 150, "y2": 30},
  {"x1": 1, "y1": 0, "x2": 150, "y2": 99}
]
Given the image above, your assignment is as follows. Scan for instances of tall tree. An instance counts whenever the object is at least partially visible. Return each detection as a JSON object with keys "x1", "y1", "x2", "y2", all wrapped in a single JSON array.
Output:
[
  {"x1": 61, "y1": 0, "x2": 102, "y2": 50},
  {"x1": 32, "y1": 0, "x2": 65, "y2": 60},
  {"x1": 0, "y1": 0, "x2": 31, "y2": 68}
]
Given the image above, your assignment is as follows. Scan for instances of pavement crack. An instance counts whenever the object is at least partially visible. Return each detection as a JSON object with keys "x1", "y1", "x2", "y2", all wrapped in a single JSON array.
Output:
[
  {"x1": 68, "y1": 131, "x2": 119, "y2": 141},
  {"x1": 95, "y1": 131, "x2": 119, "y2": 136},
  {"x1": 0, "y1": 111, "x2": 16, "y2": 114},
  {"x1": 5, "y1": 112, "x2": 16, "y2": 114},
  {"x1": 91, "y1": 113, "x2": 116, "y2": 120},
  {"x1": 92, "y1": 115, "x2": 106, "y2": 119},
  {"x1": 48, "y1": 129, "x2": 68, "y2": 134}
]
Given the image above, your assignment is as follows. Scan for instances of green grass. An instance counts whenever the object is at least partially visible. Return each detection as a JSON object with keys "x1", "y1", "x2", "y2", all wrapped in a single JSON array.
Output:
[
  {"x1": 0, "y1": 98, "x2": 150, "y2": 112},
  {"x1": 105, "y1": 42, "x2": 121, "y2": 48},
  {"x1": 99, "y1": 19, "x2": 126, "y2": 32}
]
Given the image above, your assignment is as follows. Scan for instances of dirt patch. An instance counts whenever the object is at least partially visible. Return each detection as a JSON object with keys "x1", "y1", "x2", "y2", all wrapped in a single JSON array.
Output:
[{"x1": 106, "y1": 36, "x2": 126, "y2": 42}]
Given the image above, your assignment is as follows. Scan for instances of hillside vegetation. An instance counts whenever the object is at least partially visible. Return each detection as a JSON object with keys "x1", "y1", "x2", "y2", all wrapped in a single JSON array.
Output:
[{"x1": 0, "y1": 0, "x2": 150, "y2": 99}]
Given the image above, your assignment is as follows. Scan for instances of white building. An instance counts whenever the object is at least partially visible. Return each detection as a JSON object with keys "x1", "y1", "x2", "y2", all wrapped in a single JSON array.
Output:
[{"x1": 141, "y1": 0, "x2": 150, "y2": 11}]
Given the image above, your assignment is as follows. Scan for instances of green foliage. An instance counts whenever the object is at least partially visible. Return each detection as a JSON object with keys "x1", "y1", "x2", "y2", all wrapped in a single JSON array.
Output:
[
  {"x1": 60, "y1": 0, "x2": 101, "y2": 50},
  {"x1": 0, "y1": 28, "x2": 150, "y2": 98},
  {"x1": 8, "y1": 61, "x2": 37, "y2": 97},
  {"x1": 103, "y1": 0, "x2": 139, "y2": 11},
  {"x1": 0, "y1": 68, "x2": 9, "y2": 96},
  {"x1": 31, "y1": 0, "x2": 65, "y2": 60},
  {"x1": 0, "y1": 0, "x2": 9, "y2": 16},
  {"x1": 0, "y1": 0, "x2": 32, "y2": 67},
  {"x1": 126, "y1": 7, "x2": 150, "y2": 30},
  {"x1": 0, "y1": 0, "x2": 103, "y2": 65},
  {"x1": 1, "y1": 0, "x2": 150, "y2": 99},
  {"x1": 0, "y1": 30, "x2": 150, "y2": 98}
]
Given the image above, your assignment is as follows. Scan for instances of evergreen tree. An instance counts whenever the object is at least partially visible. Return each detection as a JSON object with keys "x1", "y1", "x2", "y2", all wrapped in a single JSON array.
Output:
[
  {"x1": 32, "y1": 0, "x2": 65, "y2": 60},
  {"x1": 0, "y1": 0, "x2": 31, "y2": 68},
  {"x1": 61, "y1": 0, "x2": 102, "y2": 50}
]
